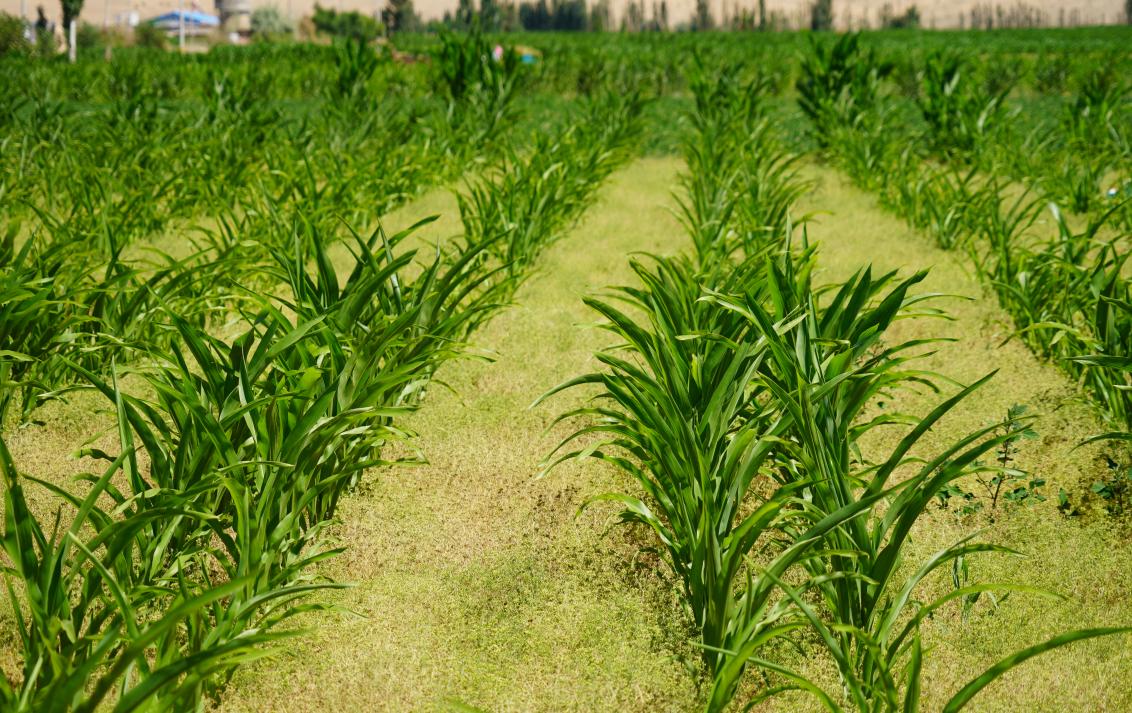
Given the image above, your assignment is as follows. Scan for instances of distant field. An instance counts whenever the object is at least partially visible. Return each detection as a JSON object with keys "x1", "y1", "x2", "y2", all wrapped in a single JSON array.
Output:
[{"x1": 3, "y1": 0, "x2": 1126, "y2": 30}]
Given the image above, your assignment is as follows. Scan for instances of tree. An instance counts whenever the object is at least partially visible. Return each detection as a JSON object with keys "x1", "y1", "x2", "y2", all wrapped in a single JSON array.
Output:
[
  {"x1": 551, "y1": 0, "x2": 586, "y2": 30},
  {"x1": 623, "y1": 0, "x2": 643, "y2": 31},
  {"x1": 810, "y1": 0, "x2": 833, "y2": 30},
  {"x1": 312, "y1": 4, "x2": 382, "y2": 41},
  {"x1": 455, "y1": 0, "x2": 474, "y2": 29},
  {"x1": 500, "y1": 1, "x2": 519, "y2": 30},
  {"x1": 693, "y1": 0, "x2": 713, "y2": 30},
  {"x1": 518, "y1": 0, "x2": 550, "y2": 30},
  {"x1": 624, "y1": 0, "x2": 642, "y2": 30},
  {"x1": 879, "y1": 2, "x2": 919, "y2": 28},
  {"x1": 480, "y1": 0, "x2": 502, "y2": 30},
  {"x1": 251, "y1": 6, "x2": 294, "y2": 37},
  {"x1": 382, "y1": 0, "x2": 419, "y2": 33},
  {"x1": 588, "y1": 0, "x2": 610, "y2": 30},
  {"x1": 60, "y1": 0, "x2": 82, "y2": 42}
]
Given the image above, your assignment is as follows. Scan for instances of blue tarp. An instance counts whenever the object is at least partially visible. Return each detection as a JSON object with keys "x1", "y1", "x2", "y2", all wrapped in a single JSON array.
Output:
[{"x1": 148, "y1": 10, "x2": 220, "y2": 26}]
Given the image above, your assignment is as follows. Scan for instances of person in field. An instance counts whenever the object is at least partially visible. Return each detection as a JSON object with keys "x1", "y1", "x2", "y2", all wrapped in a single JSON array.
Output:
[{"x1": 34, "y1": 5, "x2": 49, "y2": 35}]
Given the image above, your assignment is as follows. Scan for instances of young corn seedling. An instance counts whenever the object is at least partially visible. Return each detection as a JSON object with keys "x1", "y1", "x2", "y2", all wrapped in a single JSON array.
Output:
[
  {"x1": 268, "y1": 210, "x2": 513, "y2": 408},
  {"x1": 1062, "y1": 254, "x2": 1132, "y2": 435},
  {"x1": 459, "y1": 90, "x2": 643, "y2": 282},
  {"x1": 969, "y1": 181, "x2": 1043, "y2": 288},
  {"x1": 434, "y1": 27, "x2": 523, "y2": 167},
  {"x1": 1062, "y1": 68, "x2": 1128, "y2": 155},
  {"x1": 49, "y1": 302, "x2": 424, "y2": 708}
]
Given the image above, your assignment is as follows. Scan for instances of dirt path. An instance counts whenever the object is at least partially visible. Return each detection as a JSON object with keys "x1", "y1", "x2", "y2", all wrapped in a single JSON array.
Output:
[{"x1": 218, "y1": 157, "x2": 703, "y2": 712}]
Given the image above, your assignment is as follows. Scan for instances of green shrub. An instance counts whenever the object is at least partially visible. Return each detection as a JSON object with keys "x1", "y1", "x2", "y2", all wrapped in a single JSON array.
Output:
[
  {"x1": 0, "y1": 12, "x2": 29, "y2": 56},
  {"x1": 251, "y1": 5, "x2": 293, "y2": 39},
  {"x1": 133, "y1": 21, "x2": 166, "y2": 49},
  {"x1": 311, "y1": 4, "x2": 382, "y2": 42},
  {"x1": 76, "y1": 21, "x2": 102, "y2": 50}
]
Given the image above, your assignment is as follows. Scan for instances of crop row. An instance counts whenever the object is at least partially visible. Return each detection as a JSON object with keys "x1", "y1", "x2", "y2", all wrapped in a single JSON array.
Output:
[
  {"x1": 799, "y1": 35, "x2": 1131, "y2": 497},
  {"x1": 0, "y1": 47, "x2": 642, "y2": 711},
  {"x1": 541, "y1": 63, "x2": 1129, "y2": 712},
  {"x1": 0, "y1": 32, "x2": 534, "y2": 251}
]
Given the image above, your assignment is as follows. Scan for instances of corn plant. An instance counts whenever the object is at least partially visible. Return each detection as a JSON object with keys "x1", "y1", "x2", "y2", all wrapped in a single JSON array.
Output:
[
  {"x1": 898, "y1": 164, "x2": 996, "y2": 251},
  {"x1": 44, "y1": 302, "x2": 424, "y2": 708},
  {"x1": 0, "y1": 431, "x2": 293, "y2": 712},
  {"x1": 434, "y1": 27, "x2": 523, "y2": 165},
  {"x1": 459, "y1": 90, "x2": 643, "y2": 282},
  {"x1": 766, "y1": 564, "x2": 1129, "y2": 713},
  {"x1": 334, "y1": 37, "x2": 382, "y2": 104},
  {"x1": 981, "y1": 201, "x2": 1132, "y2": 436},
  {"x1": 0, "y1": 228, "x2": 76, "y2": 427},
  {"x1": 2, "y1": 211, "x2": 248, "y2": 412},
  {"x1": 1046, "y1": 154, "x2": 1110, "y2": 214},
  {"x1": 678, "y1": 64, "x2": 808, "y2": 270},
  {"x1": 714, "y1": 272, "x2": 1037, "y2": 707},
  {"x1": 677, "y1": 59, "x2": 765, "y2": 262},
  {"x1": 707, "y1": 237, "x2": 1128, "y2": 711},
  {"x1": 268, "y1": 210, "x2": 514, "y2": 409},
  {"x1": 1062, "y1": 68, "x2": 1128, "y2": 154},
  {"x1": 535, "y1": 244, "x2": 896, "y2": 710},
  {"x1": 917, "y1": 52, "x2": 1011, "y2": 159},
  {"x1": 797, "y1": 33, "x2": 892, "y2": 149}
]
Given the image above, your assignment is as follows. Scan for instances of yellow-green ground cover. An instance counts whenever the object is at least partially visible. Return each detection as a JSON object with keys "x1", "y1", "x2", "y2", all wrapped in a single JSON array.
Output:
[
  {"x1": 4, "y1": 157, "x2": 1130, "y2": 711},
  {"x1": 216, "y1": 158, "x2": 703, "y2": 712}
]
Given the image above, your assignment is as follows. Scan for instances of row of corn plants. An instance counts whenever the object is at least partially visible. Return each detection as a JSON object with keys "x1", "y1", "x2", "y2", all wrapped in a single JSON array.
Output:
[
  {"x1": 0, "y1": 84, "x2": 643, "y2": 710},
  {"x1": 794, "y1": 34, "x2": 1129, "y2": 228},
  {"x1": 0, "y1": 29, "x2": 537, "y2": 431},
  {"x1": 982, "y1": 67, "x2": 1129, "y2": 226},
  {"x1": 803, "y1": 35, "x2": 1132, "y2": 471},
  {"x1": 0, "y1": 31, "x2": 527, "y2": 259},
  {"x1": 539, "y1": 66, "x2": 1129, "y2": 712}
]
